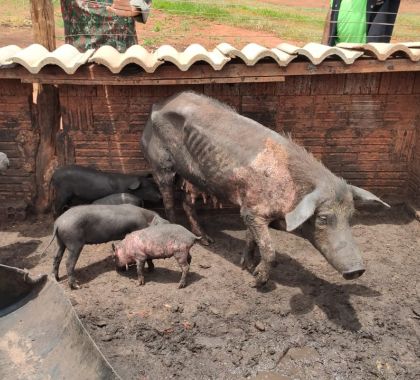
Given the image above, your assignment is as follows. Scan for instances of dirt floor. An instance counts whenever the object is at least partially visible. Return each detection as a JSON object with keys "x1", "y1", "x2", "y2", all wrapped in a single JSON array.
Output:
[{"x1": 0, "y1": 204, "x2": 419, "y2": 379}]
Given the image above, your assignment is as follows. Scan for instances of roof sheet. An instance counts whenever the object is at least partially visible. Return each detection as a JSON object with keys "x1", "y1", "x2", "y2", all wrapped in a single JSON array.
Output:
[{"x1": 0, "y1": 42, "x2": 419, "y2": 74}]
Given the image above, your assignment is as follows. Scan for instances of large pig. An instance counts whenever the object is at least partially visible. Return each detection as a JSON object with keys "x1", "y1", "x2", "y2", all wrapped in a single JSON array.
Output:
[
  {"x1": 43, "y1": 204, "x2": 167, "y2": 289},
  {"x1": 51, "y1": 165, "x2": 162, "y2": 216},
  {"x1": 141, "y1": 91, "x2": 390, "y2": 286},
  {"x1": 0, "y1": 152, "x2": 10, "y2": 174},
  {"x1": 112, "y1": 223, "x2": 200, "y2": 288}
]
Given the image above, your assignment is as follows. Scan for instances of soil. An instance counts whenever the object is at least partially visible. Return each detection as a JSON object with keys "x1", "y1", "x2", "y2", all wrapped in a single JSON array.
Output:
[{"x1": 0, "y1": 205, "x2": 419, "y2": 379}]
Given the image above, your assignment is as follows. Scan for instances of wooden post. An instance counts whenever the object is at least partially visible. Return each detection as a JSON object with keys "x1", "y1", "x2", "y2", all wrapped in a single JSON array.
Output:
[
  {"x1": 30, "y1": 0, "x2": 60, "y2": 213},
  {"x1": 30, "y1": 0, "x2": 56, "y2": 49}
]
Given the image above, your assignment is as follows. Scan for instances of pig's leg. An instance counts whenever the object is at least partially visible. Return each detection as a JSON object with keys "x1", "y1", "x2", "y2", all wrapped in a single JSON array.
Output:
[
  {"x1": 53, "y1": 189, "x2": 71, "y2": 218},
  {"x1": 52, "y1": 238, "x2": 66, "y2": 281},
  {"x1": 65, "y1": 244, "x2": 83, "y2": 289},
  {"x1": 242, "y1": 211, "x2": 275, "y2": 286},
  {"x1": 182, "y1": 192, "x2": 213, "y2": 245},
  {"x1": 153, "y1": 171, "x2": 176, "y2": 223},
  {"x1": 240, "y1": 229, "x2": 257, "y2": 271},
  {"x1": 146, "y1": 259, "x2": 154, "y2": 272},
  {"x1": 136, "y1": 257, "x2": 146, "y2": 285},
  {"x1": 174, "y1": 250, "x2": 190, "y2": 288}
]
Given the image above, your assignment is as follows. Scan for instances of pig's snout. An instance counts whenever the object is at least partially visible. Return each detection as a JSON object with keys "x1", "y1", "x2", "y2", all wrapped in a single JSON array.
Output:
[{"x1": 342, "y1": 268, "x2": 365, "y2": 280}]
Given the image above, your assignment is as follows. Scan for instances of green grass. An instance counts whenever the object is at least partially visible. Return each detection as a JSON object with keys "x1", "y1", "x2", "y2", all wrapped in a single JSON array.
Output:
[{"x1": 153, "y1": 0, "x2": 328, "y2": 41}]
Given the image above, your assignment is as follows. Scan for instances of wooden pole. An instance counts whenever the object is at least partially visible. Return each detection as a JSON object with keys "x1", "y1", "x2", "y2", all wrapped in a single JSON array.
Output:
[
  {"x1": 30, "y1": 0, "x2": 60, "y2": 213},
  {"x1": 30, "y1": 0, "x2": 56, "y2": 50}
]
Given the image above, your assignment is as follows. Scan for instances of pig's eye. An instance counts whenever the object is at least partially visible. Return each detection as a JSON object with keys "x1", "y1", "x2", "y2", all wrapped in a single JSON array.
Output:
[{"x1": 317, "y1": 215, "x2": 328, "y2": 225}]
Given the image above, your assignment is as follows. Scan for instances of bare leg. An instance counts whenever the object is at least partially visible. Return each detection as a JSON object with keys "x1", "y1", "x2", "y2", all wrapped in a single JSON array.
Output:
[
  {"x1": 182, "y1": 192, "x2": 213, "y2": 245},
  {"x1": 240, "y1": 229, "x2": 257, "y2": 271},
  {"x1": 241, "y1": 210, "x2": 276, "y2": 286},
  {"x1": 146, "y1": 259, "x2": 154, "y2": 272},
  {"x1": 65, "y1": 245, "x2": 83, "y2": 289},
  {"x1": 175, "y1": 251, "x2": 190, "y2": 288},
  {"x1": 52, "y1": 238, "x2": 65, "y2": 281},
  {"x1": 136, "y1": 258, "x2": 146, "y2": 285}
]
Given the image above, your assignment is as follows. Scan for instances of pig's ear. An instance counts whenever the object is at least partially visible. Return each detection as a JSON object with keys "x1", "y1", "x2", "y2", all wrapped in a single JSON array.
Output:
[
  {"x1": 285, "y1": 189, "x2": 320, "y2": 232},
  {"x1": 350, "y1": 185, "x2": 390, "y2": 208},
  {"x1": 128, "y1": 179, "x2": 141, "y2": 190}
]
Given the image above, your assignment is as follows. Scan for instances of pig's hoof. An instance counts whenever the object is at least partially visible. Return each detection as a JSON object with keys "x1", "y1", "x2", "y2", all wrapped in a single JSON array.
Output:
[
  {"x1": 253, "y1": 266, "x2": 269, "y2": 286},
  {"x1": 138, "y1": 278, "x2": 145, "y2": 286},
  {"x1": 241, "y1": 254, "x2": 257, "y2": 272},
  {"x1": 69, "y1": 282, "x2": 80, "y2": 290},
  {"x1": 199, "y1": 235, "x2": 214, "y2": 246},
  {"x1": 178, "y1": 282, "x2": 186, "y2": 289}
]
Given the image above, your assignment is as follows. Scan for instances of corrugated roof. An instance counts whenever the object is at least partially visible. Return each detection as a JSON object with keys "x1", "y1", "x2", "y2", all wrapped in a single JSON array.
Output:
[
  {"x1": 89, "y1": 45, "x2": 162, "y2": 73},
  {"x1": 0, "y1": 45, "x2": 20, "y2": 67},
  {"x1": 277, "y1": 42, "x2": 364, "y2": 65},
  {"x1": 216, "y1": 42, "x2": 296, "y2": 66},
  {"x1": 337, "y1": 42, "x2": 420, "y2": 61},
  {"x1": 9, "y1": 44, "x2": 94, "y2": 74},
  {"x1": 0, "y1": 42, "x2": 419, "y2": 74}
]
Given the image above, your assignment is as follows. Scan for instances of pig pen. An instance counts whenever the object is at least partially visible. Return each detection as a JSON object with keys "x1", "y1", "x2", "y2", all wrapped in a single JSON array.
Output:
[
  {"x1": 0, "y1": 46, "x2": 420, "y2": 379},
  {"x1": 0, "y1": 205, "x2": 419, "y2": 379}
]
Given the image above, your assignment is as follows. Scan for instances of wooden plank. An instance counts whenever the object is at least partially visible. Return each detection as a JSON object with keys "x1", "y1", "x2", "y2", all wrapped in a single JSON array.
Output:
[
  {"x1": 0, "y1": 59, "x2": 419, "y2": 85},
  {"x1": 21, "y1": 75, "x2": 286, "y2": 86}
]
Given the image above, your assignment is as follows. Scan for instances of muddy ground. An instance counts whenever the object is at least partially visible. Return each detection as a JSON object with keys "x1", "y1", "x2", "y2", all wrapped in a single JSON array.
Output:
[{"x1": 0, "y1": 205, "x2": 419, "y2": 379}]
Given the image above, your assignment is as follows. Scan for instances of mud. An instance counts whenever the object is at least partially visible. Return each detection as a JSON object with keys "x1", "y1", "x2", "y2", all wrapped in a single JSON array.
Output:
[{"x1": 0, "y1": 205, "x2": 419, "y2": 379}]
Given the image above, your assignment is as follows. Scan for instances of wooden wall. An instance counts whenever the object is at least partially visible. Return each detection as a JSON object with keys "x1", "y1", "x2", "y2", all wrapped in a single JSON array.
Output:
[
  {"x1": 58, "y1": 71, "x2": 420, "y2": 201},
  {"x1": 0, "y1": 71, "x2": 419, "y2": 218},
  {"x1": 0, "y1": 80, "x2": 36, "y2": 214}
]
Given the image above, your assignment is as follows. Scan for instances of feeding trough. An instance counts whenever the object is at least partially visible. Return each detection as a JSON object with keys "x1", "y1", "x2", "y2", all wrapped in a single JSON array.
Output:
[{"x1": 0, "y1": 264, "x2": 121, "y2": 380}]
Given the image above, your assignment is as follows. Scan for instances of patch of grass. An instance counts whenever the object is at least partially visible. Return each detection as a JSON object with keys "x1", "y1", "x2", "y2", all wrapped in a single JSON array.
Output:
[
  {"x1": 179, "y1": 20, "x2": 192, "y2": 32},
  {"x1": 142, "y1": 36, "x2": 162, "y2": 48},
  {"x1": 153, "y1": 0, "x2": 327, "y2": 42},
  {"x1": 153, "y1": 21, "x2": 162, "y2": 32},
  {"x1": 154, "y1": 0, "x2": 230, "y2": 21}
]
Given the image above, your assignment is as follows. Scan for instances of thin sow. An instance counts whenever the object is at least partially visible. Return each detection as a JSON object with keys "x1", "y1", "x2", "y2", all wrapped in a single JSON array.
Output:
[{"x1": 141, "y1": 91, "x2": 390, "y2": 286}]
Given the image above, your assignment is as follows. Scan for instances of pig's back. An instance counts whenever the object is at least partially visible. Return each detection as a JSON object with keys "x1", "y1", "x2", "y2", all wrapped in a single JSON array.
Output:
[
  {"x1": 151, "y1": 91, "x2": 287, "y2": 166},
  {"x1": 131, "y1": 224, "x2": 196, "y2": 257}
]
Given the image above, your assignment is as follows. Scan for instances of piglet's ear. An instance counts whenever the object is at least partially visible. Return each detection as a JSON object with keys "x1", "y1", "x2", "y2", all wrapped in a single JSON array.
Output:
[
  {"x1": 285, "y1": 188, "x2": 320, "y2": 232},
  {"x1": 128, "y1": 179, "x2": 141, "y2": 190},
  {"x1": 350, "y1": 185, "x2": 390, "y2": 208}
]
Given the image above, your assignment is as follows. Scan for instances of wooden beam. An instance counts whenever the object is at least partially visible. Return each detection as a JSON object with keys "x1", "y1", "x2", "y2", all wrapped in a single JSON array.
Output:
[
  {"x1": 0, "y1": 59, "x2": 419, "y2": 85},
  {"x1": 21, "y1": 75, "x2": 286, "y2": 85},
  {"x1": 29, "y1": 0, "x2": 59, "y2": 213}
]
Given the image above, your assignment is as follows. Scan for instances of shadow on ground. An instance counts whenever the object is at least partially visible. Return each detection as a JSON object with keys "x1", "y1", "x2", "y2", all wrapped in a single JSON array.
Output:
[
  {"x1": 0, "y1": 240, "x2": 42, "y2": 269},
  {"x1": 202, "y1": 214, "x2": 382, "y2": 332}
]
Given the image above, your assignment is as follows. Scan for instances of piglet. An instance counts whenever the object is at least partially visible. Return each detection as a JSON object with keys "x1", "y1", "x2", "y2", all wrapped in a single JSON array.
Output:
[{"x1": 112, "y1": 224, "x2": 200, "y2": 288}]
